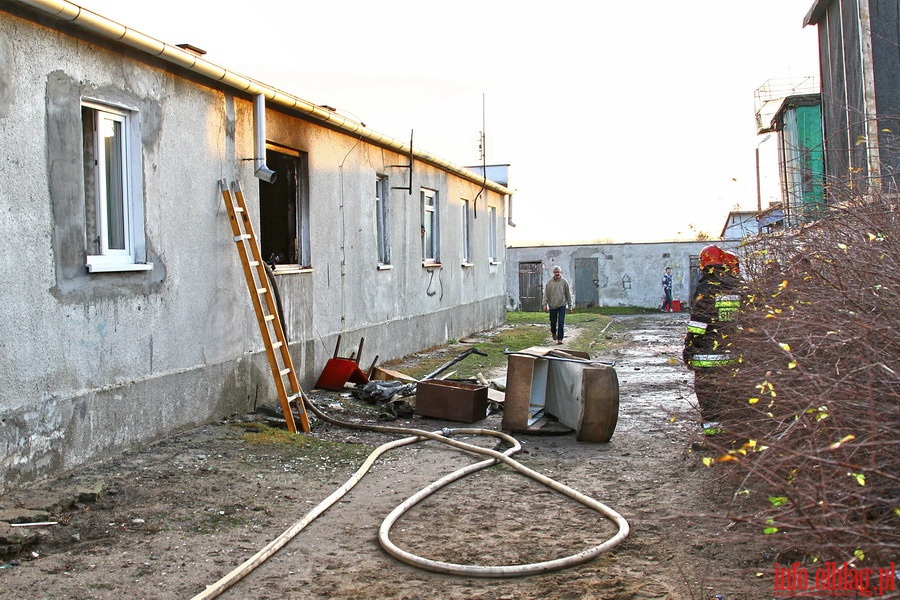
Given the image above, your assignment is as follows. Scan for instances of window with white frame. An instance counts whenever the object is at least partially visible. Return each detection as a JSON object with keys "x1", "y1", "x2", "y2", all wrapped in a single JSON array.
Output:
[
  {"x1": 376, "y1": 175, "x2": 390, "y2": 265},
  {"x1": 461, "y1": 199, "x2": 471, "y2": 264},
  {"x1": 489, "y1": 205, "x2": 498, "y2": 262},
  {"x1": 82, "y1": 101, "x2": 150, "y2": 272},
  {"x1": 421, "y1": 188, "x2": 439, "y2": 262}
]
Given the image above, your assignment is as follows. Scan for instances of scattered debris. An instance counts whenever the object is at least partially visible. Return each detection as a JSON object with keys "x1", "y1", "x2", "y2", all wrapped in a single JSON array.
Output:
[
  {"x1": 370, "y1": 367, "x2": 418, "y2": 384},
  {"x1": 420, "y1": 348, "x2": 488, "y2": 381},
  {"x1": 415, "y1": 380, "x2": 489, "y2": 423},
  {"x1": 355, "y1": 380, "x2": 416, "y2": 404},
  {"x1": 377, "y1": 397, "x2": 416, "y2": 421},
  {"x1": 315, "y1": 335, "x2": 370, "y2": 391},
  {"x1": 502, "y1": 346, "x2": 619, "y2": 442}
]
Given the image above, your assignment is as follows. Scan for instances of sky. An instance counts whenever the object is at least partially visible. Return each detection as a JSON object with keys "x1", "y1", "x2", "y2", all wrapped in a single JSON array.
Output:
[{"x1": 78, "y1": 0, "x2": 821, "y2": 245}]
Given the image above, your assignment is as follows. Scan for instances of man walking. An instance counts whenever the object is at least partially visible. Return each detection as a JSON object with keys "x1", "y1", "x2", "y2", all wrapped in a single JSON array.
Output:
[
  {"x1": 661, "y1": 267, "x2": 673, "y2": 312},
  {"x1": 543, "y1": 266, "x2": 573, "y2": 345}
]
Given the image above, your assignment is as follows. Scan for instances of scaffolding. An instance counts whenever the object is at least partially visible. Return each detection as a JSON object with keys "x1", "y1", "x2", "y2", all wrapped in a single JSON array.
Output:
[{"x1": 754, "y1": 77, "x2": 819, "y2": 134}]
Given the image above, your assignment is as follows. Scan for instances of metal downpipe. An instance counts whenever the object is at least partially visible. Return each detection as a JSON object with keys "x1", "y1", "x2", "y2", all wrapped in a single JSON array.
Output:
[{"x1": 253, "y1": 94, "x2": 276, "y2": 183}]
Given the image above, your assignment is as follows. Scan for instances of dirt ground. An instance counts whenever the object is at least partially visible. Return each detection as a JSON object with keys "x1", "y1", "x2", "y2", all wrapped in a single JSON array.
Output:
[{"x1": 0, "y1": 313, "x2": 782, "y2": 600}]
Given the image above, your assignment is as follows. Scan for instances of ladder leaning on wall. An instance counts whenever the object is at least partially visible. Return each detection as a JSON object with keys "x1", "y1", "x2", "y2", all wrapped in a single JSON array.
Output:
[{"x1": 219, "y1": 179, "x2": 311, "y2": 433}]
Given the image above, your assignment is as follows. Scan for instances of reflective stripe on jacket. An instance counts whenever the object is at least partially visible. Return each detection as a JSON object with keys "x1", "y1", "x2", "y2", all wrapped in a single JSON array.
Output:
[
  {"x1": 715, "y1": 294, "x2": 740, "y2": 322},
  {"x1": 689, "y1": 353, "x2": 736, "y2": 368},
  {"x1": 687, "y1": 320, "x2": 708, "y2": 335}
]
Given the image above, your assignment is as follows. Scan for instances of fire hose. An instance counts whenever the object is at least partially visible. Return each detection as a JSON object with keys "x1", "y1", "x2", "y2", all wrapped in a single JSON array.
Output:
[{"x1": 192, "y1": 392, "x2": 629, "y2": 599}]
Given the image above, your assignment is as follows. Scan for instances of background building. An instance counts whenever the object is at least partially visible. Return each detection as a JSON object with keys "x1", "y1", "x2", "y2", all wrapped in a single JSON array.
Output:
[
  {"x1": 804, "y1": 0, "x2": 899, "y2": 196},
  {"x1": 505, "y1": 241, "x2": 738, "y2": 313}
]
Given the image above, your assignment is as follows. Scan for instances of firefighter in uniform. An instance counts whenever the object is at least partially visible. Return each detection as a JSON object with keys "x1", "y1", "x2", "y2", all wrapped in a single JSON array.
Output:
[{"x1": 683, "y1": 245, "x2": 742, "y2": 422}]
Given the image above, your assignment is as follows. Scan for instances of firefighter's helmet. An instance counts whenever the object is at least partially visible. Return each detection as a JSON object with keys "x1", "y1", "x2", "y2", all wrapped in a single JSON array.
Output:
[
  {"x1": 699, "y1": 245, "x2": 728, "y2": 268},
  {"x1": 723, "y1": 250, "x2": 740, "y2": 274}
]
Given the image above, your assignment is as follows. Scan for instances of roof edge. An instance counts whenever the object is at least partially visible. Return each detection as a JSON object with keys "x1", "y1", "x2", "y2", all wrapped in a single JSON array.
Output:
[
  {"x1": 803, "y1": 0, "x2": 831, "y2": 26},
  {"x1": 11, "y1": 0, "x2": 512, "y2": 196}
]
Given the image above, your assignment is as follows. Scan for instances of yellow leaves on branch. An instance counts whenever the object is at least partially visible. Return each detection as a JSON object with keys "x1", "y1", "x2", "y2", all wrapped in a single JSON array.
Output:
[
  {"x1": 756, "y1": 381, "x2": 776, "y2": 397},
  {"x1": 702, "y1": 440, "x2": 766, "y2": 467},
  {"x1": 703, "y1": 455, "x2": 738, "y2": 466},
  {"x1": 805, "y1": 405, "x2": 830, "y2": 422},
  {"x1": 829, "y1": 434, "x2": 856, "y2": 449},
  {"x1": 777, "y1": 341, "x2": 797, "y2": 369},
  {"x1": 847, "y1": 472, "x2": 866, "y2": 486},
  {"x1": 771, "y1": 280, "x2": 790, "y2": 299}
]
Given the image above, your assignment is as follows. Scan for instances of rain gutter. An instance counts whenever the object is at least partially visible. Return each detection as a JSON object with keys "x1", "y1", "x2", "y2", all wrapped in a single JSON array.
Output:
[{"x1": 14, "y1": 0, "x2": 513, "y2": 197}]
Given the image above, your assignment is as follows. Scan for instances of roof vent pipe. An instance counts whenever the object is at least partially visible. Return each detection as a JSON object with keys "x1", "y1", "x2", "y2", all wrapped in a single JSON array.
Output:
[{"x1": 253, "y1": 94, "x2": 277, "y2": 183}]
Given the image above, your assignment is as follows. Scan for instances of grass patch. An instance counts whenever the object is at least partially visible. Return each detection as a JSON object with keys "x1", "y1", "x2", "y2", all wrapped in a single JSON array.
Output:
[
  {"x1": 385, "y1": 309, "x2": 629, "y2": 380},
  {"x1": 234, "y1": 422, "x2": 373, "y2": 461},
  {"x1": 191, "y1": 511, "x2": 247, "y2": 534},
  {"x1": 235, "y1": 421, "x2": 322, "y2": 447}
]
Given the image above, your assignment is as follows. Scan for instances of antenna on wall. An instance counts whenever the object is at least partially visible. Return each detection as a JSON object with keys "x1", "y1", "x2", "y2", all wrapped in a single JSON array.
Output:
[
  {"x1": 474, "y1": 93, "x2": 487, "y2": 217},
  {"x1": 389, "y1": 130, "x2": 414, "y2": 195},
  {"x1": 480, "y1": 93, "x2": 486, "y2": 165}
]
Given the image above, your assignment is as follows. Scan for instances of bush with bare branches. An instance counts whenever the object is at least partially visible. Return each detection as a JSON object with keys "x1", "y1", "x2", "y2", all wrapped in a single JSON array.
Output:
[{"x1": 698, "y1": 190, "x2": 899, "y2": 564}]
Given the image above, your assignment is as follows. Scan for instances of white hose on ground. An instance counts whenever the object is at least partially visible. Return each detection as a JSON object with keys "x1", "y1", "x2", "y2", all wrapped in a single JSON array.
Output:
[
  {"x1": 377, "y1": 428, "x2": 630, "y2": 577},
  {"x1": 191, "y1": 433, "x2": 425, "y2": 600},
  {"x1": 192, "y1": 396, "x2": 629, "y2": 598}
]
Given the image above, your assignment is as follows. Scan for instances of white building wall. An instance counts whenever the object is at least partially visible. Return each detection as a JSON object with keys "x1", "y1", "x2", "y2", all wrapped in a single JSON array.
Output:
[
  {"x1": 505, "y1": 241, "x2": 738, "y2": 311},
  {"x1": 0, "y1": 8, "x2": 507, "y2": 489},
  {"x1": 721, "y1": 212, "x2": 759, "y2": 240}
]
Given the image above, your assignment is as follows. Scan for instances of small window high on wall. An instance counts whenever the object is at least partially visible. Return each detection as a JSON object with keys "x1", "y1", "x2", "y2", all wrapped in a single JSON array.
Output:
[
  {"x1": 376, "y1": 175, "x2": 390, "y2": 265},
  {"x1": 489, "y1": 206, "x2": 498, "y2": 262},
  {"x1": 461, "y1": 199, "x2": 471, "y2": 264},
  {"x1": 421, "y1": 188, "x2": 439, "y2": 263}
]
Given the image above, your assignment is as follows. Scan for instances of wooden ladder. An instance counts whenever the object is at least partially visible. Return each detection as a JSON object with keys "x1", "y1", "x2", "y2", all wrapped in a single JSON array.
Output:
[{"x1": 219, "y1": 179, "x2": 310, "y2": 433}]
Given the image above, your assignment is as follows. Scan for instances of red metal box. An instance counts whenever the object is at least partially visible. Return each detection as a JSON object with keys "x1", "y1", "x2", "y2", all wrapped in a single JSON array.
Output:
[{"x1": 415, "y1": 380, "x2": 489, "y2": 423}]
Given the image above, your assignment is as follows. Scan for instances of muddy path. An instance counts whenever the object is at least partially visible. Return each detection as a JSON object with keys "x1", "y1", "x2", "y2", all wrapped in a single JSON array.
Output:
[{"x1": 0, "y1": 313, "x2": 778, "y2": 599}]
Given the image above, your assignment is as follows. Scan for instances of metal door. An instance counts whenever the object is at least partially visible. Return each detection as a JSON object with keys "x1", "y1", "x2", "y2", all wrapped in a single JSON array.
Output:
[
  {"x1": 518, "y1": 262, "x2": 543, "y2": 311},
  {"x1": 688, "y1": 255, "x2": 700, "y2": 310},
  {"x1": 574, "y1": 258, "x2": 599, "y2": 308}
]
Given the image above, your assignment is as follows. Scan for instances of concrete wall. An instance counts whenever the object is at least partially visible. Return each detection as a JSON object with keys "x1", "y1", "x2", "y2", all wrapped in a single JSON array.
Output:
[
  {"x1": 0, "y1": 9, "x2": 506, "y2": 489},
  {"x1": 505, "y1": 241, "x2": 738, "y2": 311}
]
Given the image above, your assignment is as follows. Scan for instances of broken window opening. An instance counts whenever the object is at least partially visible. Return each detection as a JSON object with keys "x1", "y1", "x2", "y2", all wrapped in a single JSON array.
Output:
[{"x1": 260, "y1": 147, "x2": 310, "y2": 269}]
